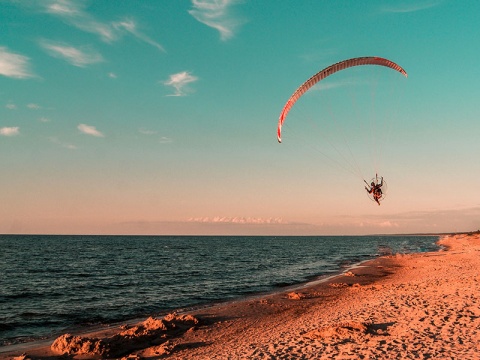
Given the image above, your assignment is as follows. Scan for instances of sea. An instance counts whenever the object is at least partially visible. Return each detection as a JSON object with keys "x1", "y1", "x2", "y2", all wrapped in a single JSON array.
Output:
[{"x1": 0, "y1": 234, "x2": 440, "y2": 348}]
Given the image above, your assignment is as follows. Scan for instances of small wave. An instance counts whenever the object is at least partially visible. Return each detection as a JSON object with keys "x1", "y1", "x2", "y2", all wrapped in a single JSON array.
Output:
[
  {"x1": 0, "y1": 292, "x2": 42, "y2": 301},
  {"x1": 0, "y1": 323, "x2": 15, "y2": 331}
]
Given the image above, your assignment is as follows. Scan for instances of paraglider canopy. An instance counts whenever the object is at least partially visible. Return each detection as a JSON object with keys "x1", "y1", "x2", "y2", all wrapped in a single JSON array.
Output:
[{"x1": 277, "y1": 56, "x2": 407, "y2": 143}]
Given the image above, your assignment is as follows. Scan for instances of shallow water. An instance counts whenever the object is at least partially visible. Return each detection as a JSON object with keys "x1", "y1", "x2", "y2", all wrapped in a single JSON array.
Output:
[{"x1": 0, "y1": 234, "x2": 439, "y2": 346}]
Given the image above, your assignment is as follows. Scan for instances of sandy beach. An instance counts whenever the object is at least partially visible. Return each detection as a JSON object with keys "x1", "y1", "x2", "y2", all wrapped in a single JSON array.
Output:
[{"x1": 3, "y1": 233, "x2": 480, "y2": 359}]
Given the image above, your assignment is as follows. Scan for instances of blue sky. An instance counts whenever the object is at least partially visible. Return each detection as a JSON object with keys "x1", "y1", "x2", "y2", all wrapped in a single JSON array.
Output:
[{"x1": 1, "y1": 0, "x2": 479, "y2": 235}]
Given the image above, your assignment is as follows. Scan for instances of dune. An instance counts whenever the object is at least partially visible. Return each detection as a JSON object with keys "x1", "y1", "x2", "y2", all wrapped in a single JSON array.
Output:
[{"x1": 4, "y1": 233, "x2": 480, "y2": 359}]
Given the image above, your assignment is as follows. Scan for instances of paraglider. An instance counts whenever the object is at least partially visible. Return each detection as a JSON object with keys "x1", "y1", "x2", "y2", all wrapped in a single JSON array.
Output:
[
  {"x1": 277, "y1": 56, "x2": 407, "y2": 204},
  {"x1": 365, "y1": 174, "x2": 385, "y2": 206}
]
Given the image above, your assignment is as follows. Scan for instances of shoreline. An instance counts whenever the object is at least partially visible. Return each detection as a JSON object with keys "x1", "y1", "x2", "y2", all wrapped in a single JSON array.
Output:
[
  {"x1": 0, "y1": 248, "x2": 396, "y2": 353},
  {"x1": 0, "y1": 235, "x2": 439, "y2": 350},
  {"x1": 0, "y1": 236, "x2": 439, "y2": 354},
  {"x1": 2, "y1": 253, "x2": 401, "y2": 359},
  {"x1": 4, "y1": 233, "x2": 479, "y2": 358}
]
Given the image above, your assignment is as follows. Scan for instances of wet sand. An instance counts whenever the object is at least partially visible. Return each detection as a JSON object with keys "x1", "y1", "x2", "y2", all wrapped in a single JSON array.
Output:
[{"x1": 3, "y1": 233, "x2": 480, "y2": 359}]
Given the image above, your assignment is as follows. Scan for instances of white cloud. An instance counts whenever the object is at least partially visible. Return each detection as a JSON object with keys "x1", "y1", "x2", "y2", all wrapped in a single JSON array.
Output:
[
  {"x1": 6, "y1": 103, "x2": 17, "y2": 110},
  {"x1": 78, "y1": 123, "x2": 104, "y2": 137},
  {"x1": 0, "y1": 127, "x2": 20, "y2": 136},
  {"x1": 188, "y1": 216, "x2": 286, "y2": 225},
  {"x1": 40, "y1": 0, "x2": 165, "y2": 51},
  {"x1": 108, "y1": 72, "x2": 117, "y2": 79},
  {"x1": 381, "y1": 0, "x2": 443, "y2": 13},
  {"x1": 44, "y1": 0, "x2": 117, "y2": 42},
  {"x1": 46, "y1": 0, "x2": 81, "y2": 16},
  {"x1": 189, "y1": 0, "x2": 244, "y2": 41},
  {"x1": 0, "y1": 47, "x2": 35, "y2": 79},
  {"x1": 39, "y1": 117, "x2": 50, "y2": 122},
  {"x1": 40, "y1": 40, "x2": 103, "y2": 67},
  {"x1": 378, "y1": 221, "x2": 400, "y2": 228},
  {"x1": 27, "y1": 103, "x2": 41, "y2": 110},
  {"x1": 163, "y1": 71, "x2": 198, "y2": 96}
]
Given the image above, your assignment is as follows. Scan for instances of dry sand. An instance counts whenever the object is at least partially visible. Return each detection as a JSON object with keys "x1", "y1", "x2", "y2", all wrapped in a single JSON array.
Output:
[{"x1": 3, "y1": 233, "x2": 480, "y2": 359}]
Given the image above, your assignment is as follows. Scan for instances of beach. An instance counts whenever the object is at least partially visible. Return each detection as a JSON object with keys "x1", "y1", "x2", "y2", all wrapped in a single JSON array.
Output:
[{"x1": 3, "y1": 232, "x2": 480, "y2": 359}]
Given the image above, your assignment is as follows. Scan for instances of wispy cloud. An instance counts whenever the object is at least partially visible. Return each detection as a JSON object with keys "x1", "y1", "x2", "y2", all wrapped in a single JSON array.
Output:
[
  {"x1": 0, "y1": 47, "x2": 35, "y2": 79},
  {"x1": 46, "y1": 0, "x2": 80, "y2": 16},
  {"x1": 6, "y1": 102, "x2": 17, "y2": 110},
  {"x1": 381, "y1": 0, "x2": 443, "y2": 13},
  {"x1": 339, "y1": 205, "x2": 480, "y2": 234},
  {"x1": 108, "y1": 72, "x2": 117, "y2": 79},
  {"x1": 40, "y1": 40, "x2": 103, "y2": 67},
  {"x1": 78, "y1": 123, "x2": 104, "y2": 137},
  {"x1": 112, "y1": 19, "x2": 165, "y2": 52},
  {"x1": 49, "y1": 136, "x2": 77, "y2": 149},
  {"x1": 27, "y1": 103, "x2": 41, "y2": 110},
  {"x1": 0, "y1": 127, "x2": 20, "y2": 136},
  {"x1": 159, "y1": 136, "x2": 173, "y2": 144},
  {"x1": 163, "y1": 71, "x2": 198, "y2": 96},
  {"x1": 312, "y1": 78, "x2": 359, "y2": 92},
  {"x1": 138, "y1": 128, "x2": 157, "y2": 135},
  {"x1": 188, "y1": 0, "x2": 244, "y2": 41},
  {"x1": 188, "y1": 216, "x2": 287, "y2": 225},
  {"x1": 355, "y1": 219, "x2": 401, "y2": 228},
  {"x1": 39, "y1": 117, "x2": 51, "y2": 123},
  {"x1": 299, "y1": 47, "x2": 337, "y2": 64},
  {"x1": 39, "y1": 0, "x2": 165, "y2": 51},
  {"x1": 138, "y1": 128, "x2": 173, "y2": 143},
  {"x1": 390, "y1": 206, "x2": 480, "y2": 224}
]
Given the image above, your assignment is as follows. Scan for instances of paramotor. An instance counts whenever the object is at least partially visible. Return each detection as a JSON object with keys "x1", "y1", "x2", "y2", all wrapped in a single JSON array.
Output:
[{"x1": 276, "y1": 56, "x2": 407, "y2": 205}]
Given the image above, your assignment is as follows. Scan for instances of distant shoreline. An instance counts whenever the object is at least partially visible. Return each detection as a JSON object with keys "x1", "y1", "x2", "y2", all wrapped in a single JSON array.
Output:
[{"x1": 0, "y1": 232, "x2": 456, "y2": 237}]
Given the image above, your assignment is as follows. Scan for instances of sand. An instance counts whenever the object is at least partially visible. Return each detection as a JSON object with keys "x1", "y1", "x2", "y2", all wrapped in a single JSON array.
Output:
[{"x1": 3, "y1": 233, "x2": 480, "y2": 359}]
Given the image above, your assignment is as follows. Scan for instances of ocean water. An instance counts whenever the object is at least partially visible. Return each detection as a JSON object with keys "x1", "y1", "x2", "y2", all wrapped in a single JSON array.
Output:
[{"x1": 0, "y1": 235, "x2": 440, "y2": 347}]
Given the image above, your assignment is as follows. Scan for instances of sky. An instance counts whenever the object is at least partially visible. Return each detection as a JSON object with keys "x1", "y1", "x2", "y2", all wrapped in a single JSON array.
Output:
[{"x1": 1, "y1": 0, "x2": 480, "y2": 236}]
